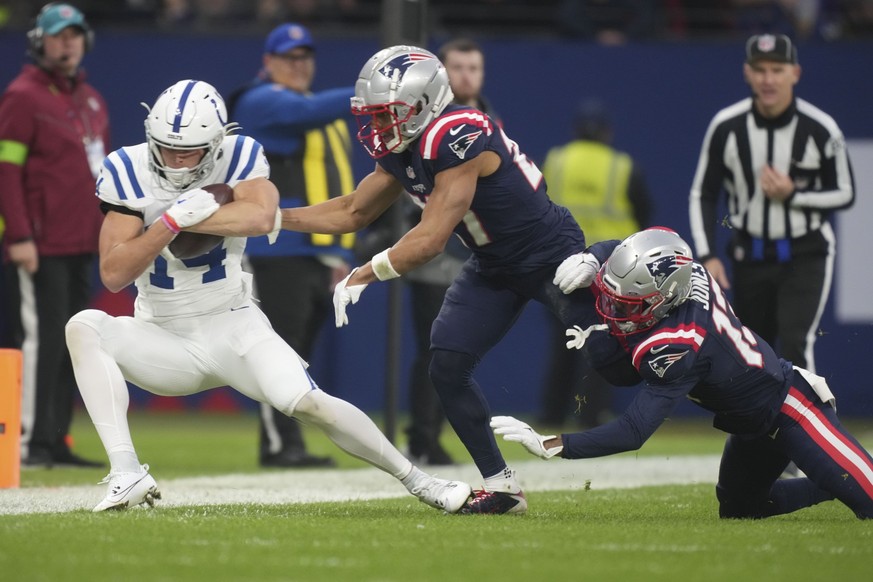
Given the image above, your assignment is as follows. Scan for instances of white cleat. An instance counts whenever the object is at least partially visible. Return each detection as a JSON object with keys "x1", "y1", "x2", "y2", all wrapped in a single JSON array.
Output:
[
  {"x1": 411, "y1": 476, "x2": 473, "y2": 513},
  {"x1": 92, "y1": 464, "x2": 161, "y2": 512}
]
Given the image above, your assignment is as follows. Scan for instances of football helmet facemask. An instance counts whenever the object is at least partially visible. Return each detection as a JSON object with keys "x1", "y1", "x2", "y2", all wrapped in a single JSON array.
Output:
[
  {"x1": 351, "y1": 45, "x2": 454, "y2": 158},
  {"x1": 595, "y1": 227, "x2": 694, "y2": 336},
  {"x1": 143, "y1": 80, "x2": 230, "y2": 191}
]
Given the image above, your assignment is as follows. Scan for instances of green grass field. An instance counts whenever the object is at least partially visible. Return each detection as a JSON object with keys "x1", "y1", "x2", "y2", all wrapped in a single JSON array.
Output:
[{"x1": 2, "y1": 411, "x2": 871, "y2": 581}]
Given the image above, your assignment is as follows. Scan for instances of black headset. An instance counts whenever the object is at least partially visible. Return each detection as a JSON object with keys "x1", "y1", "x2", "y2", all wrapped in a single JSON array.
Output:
[{"x1": 27, "y1": 2, "x2": 94, "y2": 58}]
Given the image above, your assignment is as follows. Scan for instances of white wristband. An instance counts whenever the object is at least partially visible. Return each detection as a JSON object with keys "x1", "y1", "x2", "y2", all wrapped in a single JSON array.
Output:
[{"x1": 371, "y1": 248, "x2": 400, "y2": 281}]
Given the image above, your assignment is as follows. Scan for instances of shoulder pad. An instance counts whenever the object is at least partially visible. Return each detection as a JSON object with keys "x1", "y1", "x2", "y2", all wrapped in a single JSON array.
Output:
[
  {"x1": 631, "y1": 323, "x2": 706, "y2": 382},
  {"x1": 419, "y1": 109, "x2": 494, "y2": 161},
  {"x1": 97, "y1": 146, "x2": 154, "y2": 210},
  {"x1": 217, "y1": 135, "x2": 269, "y2": 185}
]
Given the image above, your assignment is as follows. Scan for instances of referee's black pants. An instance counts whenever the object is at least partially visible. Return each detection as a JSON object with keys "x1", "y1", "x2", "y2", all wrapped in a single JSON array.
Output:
[{"x1": 731, "y1": 252, "x2": 829, "y2": 372}]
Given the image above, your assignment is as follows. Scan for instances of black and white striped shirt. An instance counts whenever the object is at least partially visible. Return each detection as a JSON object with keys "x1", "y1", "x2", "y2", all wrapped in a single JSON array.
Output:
[{"x1": 689, "y1": 97, "x2": 854, "y2": 261}]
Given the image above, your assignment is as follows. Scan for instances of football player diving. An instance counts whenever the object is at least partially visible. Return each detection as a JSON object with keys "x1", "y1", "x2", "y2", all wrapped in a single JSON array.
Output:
[
  {"x1": 65, "y1": 79, "x2": 473, "y2": 513},
  {"x1": 493, "y1": 227, "x2": 873, "y2": 520},
  {"x1": 277, "y1": 46, "x2": 629, "y2": 514}
]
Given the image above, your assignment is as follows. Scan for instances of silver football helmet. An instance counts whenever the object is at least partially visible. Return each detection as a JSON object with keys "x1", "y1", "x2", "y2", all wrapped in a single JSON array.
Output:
[
  {"x1": 595, "y1": 228, "x2": 694, "y2": 336},
  {"x1": 143, "y1": 80, "x2": 229, "y2": 191},
  {"x1": 351, "y1": 45, "x2": 454, "y2": 158}
]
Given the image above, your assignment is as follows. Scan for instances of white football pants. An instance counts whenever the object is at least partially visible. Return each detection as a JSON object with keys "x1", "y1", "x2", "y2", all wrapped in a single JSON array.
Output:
[{"x1": 65, "y1": 304, "x2": 412, "y2": 478}]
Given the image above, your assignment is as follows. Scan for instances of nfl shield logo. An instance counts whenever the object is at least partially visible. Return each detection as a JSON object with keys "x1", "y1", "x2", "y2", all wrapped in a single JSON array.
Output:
[
  {"x1": 406, "y1": 166, "x2": 416, "y2": 179},
  {"x1": 757, "y1": 35, "x2": 776, "y2": 52}
]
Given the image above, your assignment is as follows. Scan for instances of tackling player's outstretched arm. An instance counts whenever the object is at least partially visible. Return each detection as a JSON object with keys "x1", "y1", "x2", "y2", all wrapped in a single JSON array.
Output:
[
  {"x1": 331, "y1": 151, "x2": 499, "y2": 328},
  {"x1": 184, "y1": 177, "x2": 280, "y2": 237},
  {"x1": 351, "y1": 150, "x2": 500, "y2": 286},
  {"x1": 281, "y1": 165, "x2": 403, "y2": 235}
]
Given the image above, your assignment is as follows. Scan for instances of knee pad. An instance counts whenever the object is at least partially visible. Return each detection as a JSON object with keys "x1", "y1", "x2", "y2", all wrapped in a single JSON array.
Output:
[
  {"x1": 428, "y1": 349, "x2": 477, "y2": 397},
  {"x1": 65, "y1": 309, "x2": 108, "y2": 349}
]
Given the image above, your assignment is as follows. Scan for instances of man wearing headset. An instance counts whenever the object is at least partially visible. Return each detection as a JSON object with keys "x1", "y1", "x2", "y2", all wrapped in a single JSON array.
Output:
[{"x1": 0, "y1": 3, "x2": 109, "y2": 467}]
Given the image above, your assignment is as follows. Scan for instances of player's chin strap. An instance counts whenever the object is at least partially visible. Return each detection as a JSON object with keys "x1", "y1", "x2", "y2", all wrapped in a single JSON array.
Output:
[{"x1": 565, "y1": 324, "x2": 609, "y2": 350}]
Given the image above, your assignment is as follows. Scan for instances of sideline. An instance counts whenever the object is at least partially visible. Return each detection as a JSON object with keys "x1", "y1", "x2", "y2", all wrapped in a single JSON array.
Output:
[{"x1": 0, "y1": 455, "x2": 720, "y2": 515}]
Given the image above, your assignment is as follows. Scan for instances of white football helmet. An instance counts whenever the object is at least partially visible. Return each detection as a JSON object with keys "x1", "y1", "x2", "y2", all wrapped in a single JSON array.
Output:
[
  {"x1": 595, "y1": 227, "x2": 694, "y2": 336},
  {"x1": 144, "y1": 80, "x2": 229, "y2": 191},
  {"x1": 351, "y1": 45, "x2": 454, "y2": 158}
]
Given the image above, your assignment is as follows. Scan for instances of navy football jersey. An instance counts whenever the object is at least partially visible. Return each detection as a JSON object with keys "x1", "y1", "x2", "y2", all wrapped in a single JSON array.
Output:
[
  {"x1": 377, "y1": 104, "x2": 584, "y2": 275},
  {"x1": 563, "y1": 259, "x2": 792, "y2": 459},
  {"x1": 626, "y1": 263, "x2": 789, "y2": 432}
]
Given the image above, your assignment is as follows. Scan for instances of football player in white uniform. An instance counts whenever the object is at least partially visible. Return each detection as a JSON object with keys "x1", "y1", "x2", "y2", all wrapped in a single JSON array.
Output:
[{"x1": 65, "y1": 79, "x2": 472, "y2": 513}]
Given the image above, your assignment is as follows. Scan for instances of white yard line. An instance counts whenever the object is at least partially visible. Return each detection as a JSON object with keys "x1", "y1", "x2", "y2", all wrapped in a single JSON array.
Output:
[{"x1": 0, "y1": 455, "x2": 720, "y2": 515}]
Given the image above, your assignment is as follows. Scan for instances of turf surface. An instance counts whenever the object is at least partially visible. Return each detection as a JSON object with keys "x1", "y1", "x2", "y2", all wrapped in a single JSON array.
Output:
[{"x1": 2, "y1": 411, "x2": 871, "y2": 581}]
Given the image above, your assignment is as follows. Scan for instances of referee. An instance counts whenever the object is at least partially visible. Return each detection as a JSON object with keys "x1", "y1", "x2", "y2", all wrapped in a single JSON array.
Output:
[{"x1": 689, "y1": 34, "x2": 855, "y2": 373}]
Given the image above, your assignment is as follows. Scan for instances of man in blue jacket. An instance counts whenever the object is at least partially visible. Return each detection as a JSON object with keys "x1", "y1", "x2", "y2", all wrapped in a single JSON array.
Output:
[{"x1": 229, "y1": 23, "x2": 355, "y2": 467}]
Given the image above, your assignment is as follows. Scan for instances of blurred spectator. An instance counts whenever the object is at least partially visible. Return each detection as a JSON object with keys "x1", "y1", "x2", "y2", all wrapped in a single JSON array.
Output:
[
  {"x1": 229, "y1": 22, "x2": 355, "y2": 468},
  {"x1": 538, "y1": 99, "x2": 651, "y2": 428},
  {"x1": 556, "y1": 0, "x2": 658, "y2": 43},
  {"x1": 437, "y1": 38, "x2": 500, "y2": 117},
  {"x1": 664, "y1": 0, "x2": 735, "y2": 37},
  {"x1": 0, "y1": 2, "x2": 108, "y2": 468},
  {"x1": 255, "y1": 0, "x2": 368, "y2": 26},
  {"x1": 733, "y1": 0, "x2": 822, "y2": 39},
  {"x1": 3, "y1": 1, "x2": 870, "y2": 40},
  {"x1": 836, "y1": 0, "x2": 873, "y2": 38}
]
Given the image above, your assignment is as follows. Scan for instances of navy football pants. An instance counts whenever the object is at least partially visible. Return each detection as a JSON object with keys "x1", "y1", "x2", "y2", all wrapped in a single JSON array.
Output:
[
  {"x1": 428, "y1": 261, "x2": 606, "y2": 479},
  {"x1": 716, "y1": 374, "x2": 873, "y2": 519}
]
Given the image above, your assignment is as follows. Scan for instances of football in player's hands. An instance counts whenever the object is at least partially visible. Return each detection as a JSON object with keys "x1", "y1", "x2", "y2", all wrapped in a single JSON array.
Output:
[{"x1": 167, "y1": 183, "x2": 234, "y2": 259}]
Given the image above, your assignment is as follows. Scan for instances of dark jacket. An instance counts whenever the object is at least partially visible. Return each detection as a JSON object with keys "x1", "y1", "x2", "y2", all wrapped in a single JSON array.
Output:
[{"x1": 0, "y1": 64, "x2": 109, "y2": 257}]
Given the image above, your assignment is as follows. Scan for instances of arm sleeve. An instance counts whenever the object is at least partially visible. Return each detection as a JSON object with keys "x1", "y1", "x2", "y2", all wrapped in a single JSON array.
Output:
[
  {"x1": 789, "y1": 129, "x2": 855, "y2": 212},
  {"x1": 689, "y1": 119, "x2": 727, "y2": 262},
  {"x1": 241, "y1": 86, "x2": 355, "y2": 134},
  {"x1": 585, "y1": 239, "x2": 620, "y2": 265},
  {"x1": 100, "y1": 201, "x2": 143, "y2": 219},
  {"x1": 0, "y1": 91, "x2": 35, "y2": 242},
  {"x1": 560, "y1": 381, "x2": 690, "y2": 459}
]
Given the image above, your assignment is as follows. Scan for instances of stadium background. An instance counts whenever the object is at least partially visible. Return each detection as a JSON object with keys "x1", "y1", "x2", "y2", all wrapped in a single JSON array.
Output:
[{"x1": 1, "y1": 25, "x2": 871, "y2": 419}]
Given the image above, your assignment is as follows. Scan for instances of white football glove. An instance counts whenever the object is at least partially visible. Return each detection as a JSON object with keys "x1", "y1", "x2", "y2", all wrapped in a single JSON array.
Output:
[
  {"x1": 491, "y1": 416, "x2": 563, "y2": 459},
  {"x1": 267, "y1": 207, "x2": 282, "y2": 244},
  {"x1": 165, "y1": 188, "x2": 220, "y2": 229},
  {"x1": 333, "y1": 267, "x2": 368, "y2": 327},
  {"x1": 565, "y1": 324, "x2": 610, "y2": 350},
  {"x1": 553, "y1": 252, "x2": 600, "y2": 294}
]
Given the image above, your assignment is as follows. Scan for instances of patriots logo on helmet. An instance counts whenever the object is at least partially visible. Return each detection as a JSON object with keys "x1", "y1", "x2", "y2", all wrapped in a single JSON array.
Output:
[
  {"x1": 378, "y1": 52, "x2": 435, "y2": 80},
  {"x1": 648, "y1": 350, "x2": 688, "y2": 378},
  {"x1": 448, "y1": 130, "x2": 482, "y2": 160},
  {"x1": 646, "y1": 254, "x2": 692, "y2": 287}
]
